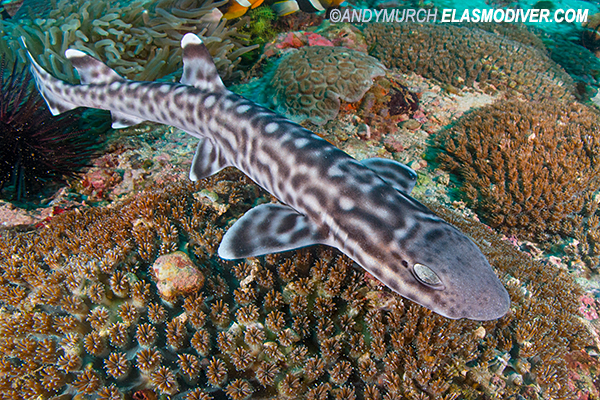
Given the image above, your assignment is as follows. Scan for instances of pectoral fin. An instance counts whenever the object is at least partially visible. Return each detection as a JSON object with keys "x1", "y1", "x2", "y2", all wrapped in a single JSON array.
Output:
[{"x1": 218, "y1": 203, "x2": 330, "y2": 259}]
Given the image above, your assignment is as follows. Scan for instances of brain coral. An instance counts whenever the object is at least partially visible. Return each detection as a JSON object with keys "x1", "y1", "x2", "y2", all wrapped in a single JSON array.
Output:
[
  {"x1": 0, "y1": 168, "x2": 592, "y2": 399},
  {"x1": 0, "y1": 0, "x2": 257, "y2": 82},
  {"x1": 263, "y1": 46, "x2": 386, "y2": 125},
  {"x1": 363, "y1": 23, "x2": 575, "y2": 101},
  {"x1": 435, "y1": 99, "x2": 600, "y2": 243}
]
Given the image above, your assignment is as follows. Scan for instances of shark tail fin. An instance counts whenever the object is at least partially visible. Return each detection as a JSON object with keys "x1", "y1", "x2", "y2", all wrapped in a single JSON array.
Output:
[
  {"x1": 20, "y1": 37, "x2": 80, "y2": 115},
  {"x1": 20, "y1": 38, "x2": 142, "y2": 129}
]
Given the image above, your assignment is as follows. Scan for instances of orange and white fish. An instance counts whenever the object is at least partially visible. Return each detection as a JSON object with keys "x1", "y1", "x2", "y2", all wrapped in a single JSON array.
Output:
[{"x1": 223, "y1": 0, "x2": 265, "y2": 19}]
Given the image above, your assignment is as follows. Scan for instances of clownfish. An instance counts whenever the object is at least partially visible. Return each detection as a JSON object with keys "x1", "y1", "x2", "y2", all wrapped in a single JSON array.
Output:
[{"x1": 223, "y1": 0, "x2": 265, "y2": 19}]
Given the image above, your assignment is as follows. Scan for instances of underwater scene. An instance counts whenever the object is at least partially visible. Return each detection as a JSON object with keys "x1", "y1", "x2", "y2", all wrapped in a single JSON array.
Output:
[{"x1": 1, "y1": 0, "x2": 600, "y2": 398}]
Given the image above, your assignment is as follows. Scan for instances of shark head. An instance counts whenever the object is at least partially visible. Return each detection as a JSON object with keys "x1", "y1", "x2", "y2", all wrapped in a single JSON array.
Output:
[{"x1": 390, "y1": 218, "x2": 510, "y2": 320}]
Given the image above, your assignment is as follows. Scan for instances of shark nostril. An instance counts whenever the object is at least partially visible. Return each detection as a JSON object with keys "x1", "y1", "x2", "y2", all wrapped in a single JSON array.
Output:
[
  {"x1": 413, "y1": 263, "x2": 445, "y2": 290},
  {"x1": 401, "y1": 260, "x2": 409, "y2": 268}
]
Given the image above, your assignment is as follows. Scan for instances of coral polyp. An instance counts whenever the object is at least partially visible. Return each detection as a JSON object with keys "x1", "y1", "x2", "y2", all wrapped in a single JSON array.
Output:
[
  {"x1": 0, "y1": 58, "x2": 100, "y2": 202},
  {"x1": 0, "y1": 170, "x2": 592, "y2": 399}
]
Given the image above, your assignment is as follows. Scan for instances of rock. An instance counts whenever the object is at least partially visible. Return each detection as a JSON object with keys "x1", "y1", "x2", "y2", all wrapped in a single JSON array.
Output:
[
  {"x1": 401, "y1": 119, "x2": 421, "y2": 131},
  {"x1": 152, "y1": 251, "x2": 204, "y2": 301}
]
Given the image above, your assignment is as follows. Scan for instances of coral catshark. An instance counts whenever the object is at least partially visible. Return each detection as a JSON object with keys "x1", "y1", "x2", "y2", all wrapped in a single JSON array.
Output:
[{"x1": 22, "y1": 34, "x2": 509, "y2": 320}]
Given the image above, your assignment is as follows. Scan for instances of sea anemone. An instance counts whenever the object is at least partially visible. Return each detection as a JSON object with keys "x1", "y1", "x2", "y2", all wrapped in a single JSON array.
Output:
[{"x1": 0, "y1": 57, "x2": 101, "y2": 202}]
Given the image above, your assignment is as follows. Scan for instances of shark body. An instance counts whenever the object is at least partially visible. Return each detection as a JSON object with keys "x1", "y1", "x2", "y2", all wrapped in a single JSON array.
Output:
[{"x1": 23, "y1": 34, "x2": 509, "y2": 320}]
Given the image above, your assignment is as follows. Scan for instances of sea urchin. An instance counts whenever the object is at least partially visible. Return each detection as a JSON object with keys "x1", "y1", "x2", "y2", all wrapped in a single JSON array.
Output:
[{"x1": 0, "y1": 57, "x2": 100, "y2": 202}]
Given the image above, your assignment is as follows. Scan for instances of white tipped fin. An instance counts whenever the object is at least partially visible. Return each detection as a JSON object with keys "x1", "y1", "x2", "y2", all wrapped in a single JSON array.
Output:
[
  {"x1": 180, "y1": 33, "x2": 226, "y2": 92},
  {"x1": 110, "y1": 112, "x2": 145, "y2": 129},
  {"x1": 65, "y1": 48, "x2": 125, "y2": 85},
  {"x1": 235, "y1": 0, "x2": 252, "y2": 7}
]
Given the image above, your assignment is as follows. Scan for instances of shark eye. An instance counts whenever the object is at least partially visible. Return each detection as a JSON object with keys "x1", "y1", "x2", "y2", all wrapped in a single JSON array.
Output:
[{"x1": 413, "y1": 263, "x2": 445, "y2": 290}]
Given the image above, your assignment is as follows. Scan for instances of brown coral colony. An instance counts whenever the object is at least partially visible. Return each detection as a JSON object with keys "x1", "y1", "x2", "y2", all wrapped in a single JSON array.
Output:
[
  {"x1": 0, "y1": 165, "x2": 590, "y2": 399},
  {"x1": 436, "y1": 100, "x2": 600, "y2": 249}
]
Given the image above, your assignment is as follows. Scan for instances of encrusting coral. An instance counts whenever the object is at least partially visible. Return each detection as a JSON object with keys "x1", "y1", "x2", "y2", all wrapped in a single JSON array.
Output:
[
  {"x1": 261, "y1": 45, "x2": 386, "y2": 125},
  {"x1": 0, "y1": 165, "x2": 593, "y2": 398},
  {"x1": 363, "y1": 23, "x2": 575, "y2": 101},
  {"x1": 0, "y1": 0, "x2": 257, "y2": 83},
  {"x1": 434, "y1": 99, "x2": 600, "y2": 261}
]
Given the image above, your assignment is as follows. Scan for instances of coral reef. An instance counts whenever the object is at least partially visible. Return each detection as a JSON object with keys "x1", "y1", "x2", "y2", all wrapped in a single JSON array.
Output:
[
  {"x1": 545, "y1": 39, "x2": 600, "y2": 100},
  {"x1": 0, "y1": 0, "x2": 257, "y2": 83},
  {"x1": 363, "y1": 23, "x2": 575, "y2": 101},
  {"x1": 434, "y1": 99, "x2": 600, "y2": 252},
  {"x1": 0, "y1": 57, "x2": 105, "y2": 202},
  {"x1": 262, "y1": 23, "x2": 369, "y2": 60},
  {"x1": 0, "y1": 165, "x2": 592, "y2": 398},
  {"x1": 467, "y1": 22, "x2": 599, "y2": 99},
  {"x1": 582, "y1": 13, "x2": 600, "y2": 56},
  {"x1": 0, "y1": 169, "x2": 263, "y2": 399},
  {"x1": 273, "y1": 8, "x2": 323, "y2": 32},
  {"x1": 467, "y1": 22, "x2": 546, "y2": 52},
  {"x1": 353, "y1": 75, "x2": 419, "y2": 124},
  {"x1": 262, "y1": 46, "x2": 386, "y2": 125}
]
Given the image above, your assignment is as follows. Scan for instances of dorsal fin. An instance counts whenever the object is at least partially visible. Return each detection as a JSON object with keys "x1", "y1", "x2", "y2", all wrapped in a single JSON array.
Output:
[
  {"x1": 180, "y1": 33, "x2": 226, "y2": 92},
  {"x1": 361, "y1": 158, "x2": 418, "y2": 195},
  {"x1": 65, "y1": 49, "x2": 143, "y2": 128},
  {"x1": 65, "y1": 49, "x2": 125, "y2": 85}
]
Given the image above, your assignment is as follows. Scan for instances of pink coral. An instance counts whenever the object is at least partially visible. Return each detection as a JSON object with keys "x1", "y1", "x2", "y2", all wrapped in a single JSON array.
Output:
[
  {"x1": 579, "y1": 295, "x2": 599, "y2": 320},
  {"x1": 276, "y1": 32, "x2": 304, "y2": 49},
  {"x1": 304, "y1": 32, "x2": 333, "y2": 47},
  {"x1": 265, "y1": 31, "x2": 335, "y2": 58}
]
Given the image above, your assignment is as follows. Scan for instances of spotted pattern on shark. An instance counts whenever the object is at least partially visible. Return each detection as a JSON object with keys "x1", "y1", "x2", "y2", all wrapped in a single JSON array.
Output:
[{"x1": 21, "y1": 34, "x2": 510, "y2": 320}]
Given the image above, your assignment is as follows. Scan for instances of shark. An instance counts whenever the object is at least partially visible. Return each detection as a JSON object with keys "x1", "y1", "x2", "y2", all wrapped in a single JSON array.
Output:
[{"x1": 22, "y1": 33, "x2": 510, "y2": 320}]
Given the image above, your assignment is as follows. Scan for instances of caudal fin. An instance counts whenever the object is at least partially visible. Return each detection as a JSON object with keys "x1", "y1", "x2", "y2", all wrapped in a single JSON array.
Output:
[
  {"x1": 21, "y1": 38, "x2": 144, "y2": 129},
  {"x1": 19, "y1": 37, "x2": 80, "y2": 115}
]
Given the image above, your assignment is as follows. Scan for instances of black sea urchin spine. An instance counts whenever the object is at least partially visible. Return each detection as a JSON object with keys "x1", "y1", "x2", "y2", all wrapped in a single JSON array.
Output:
[{"x1": 0, "y1": 57, "x2": 103, "y2": 202}]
